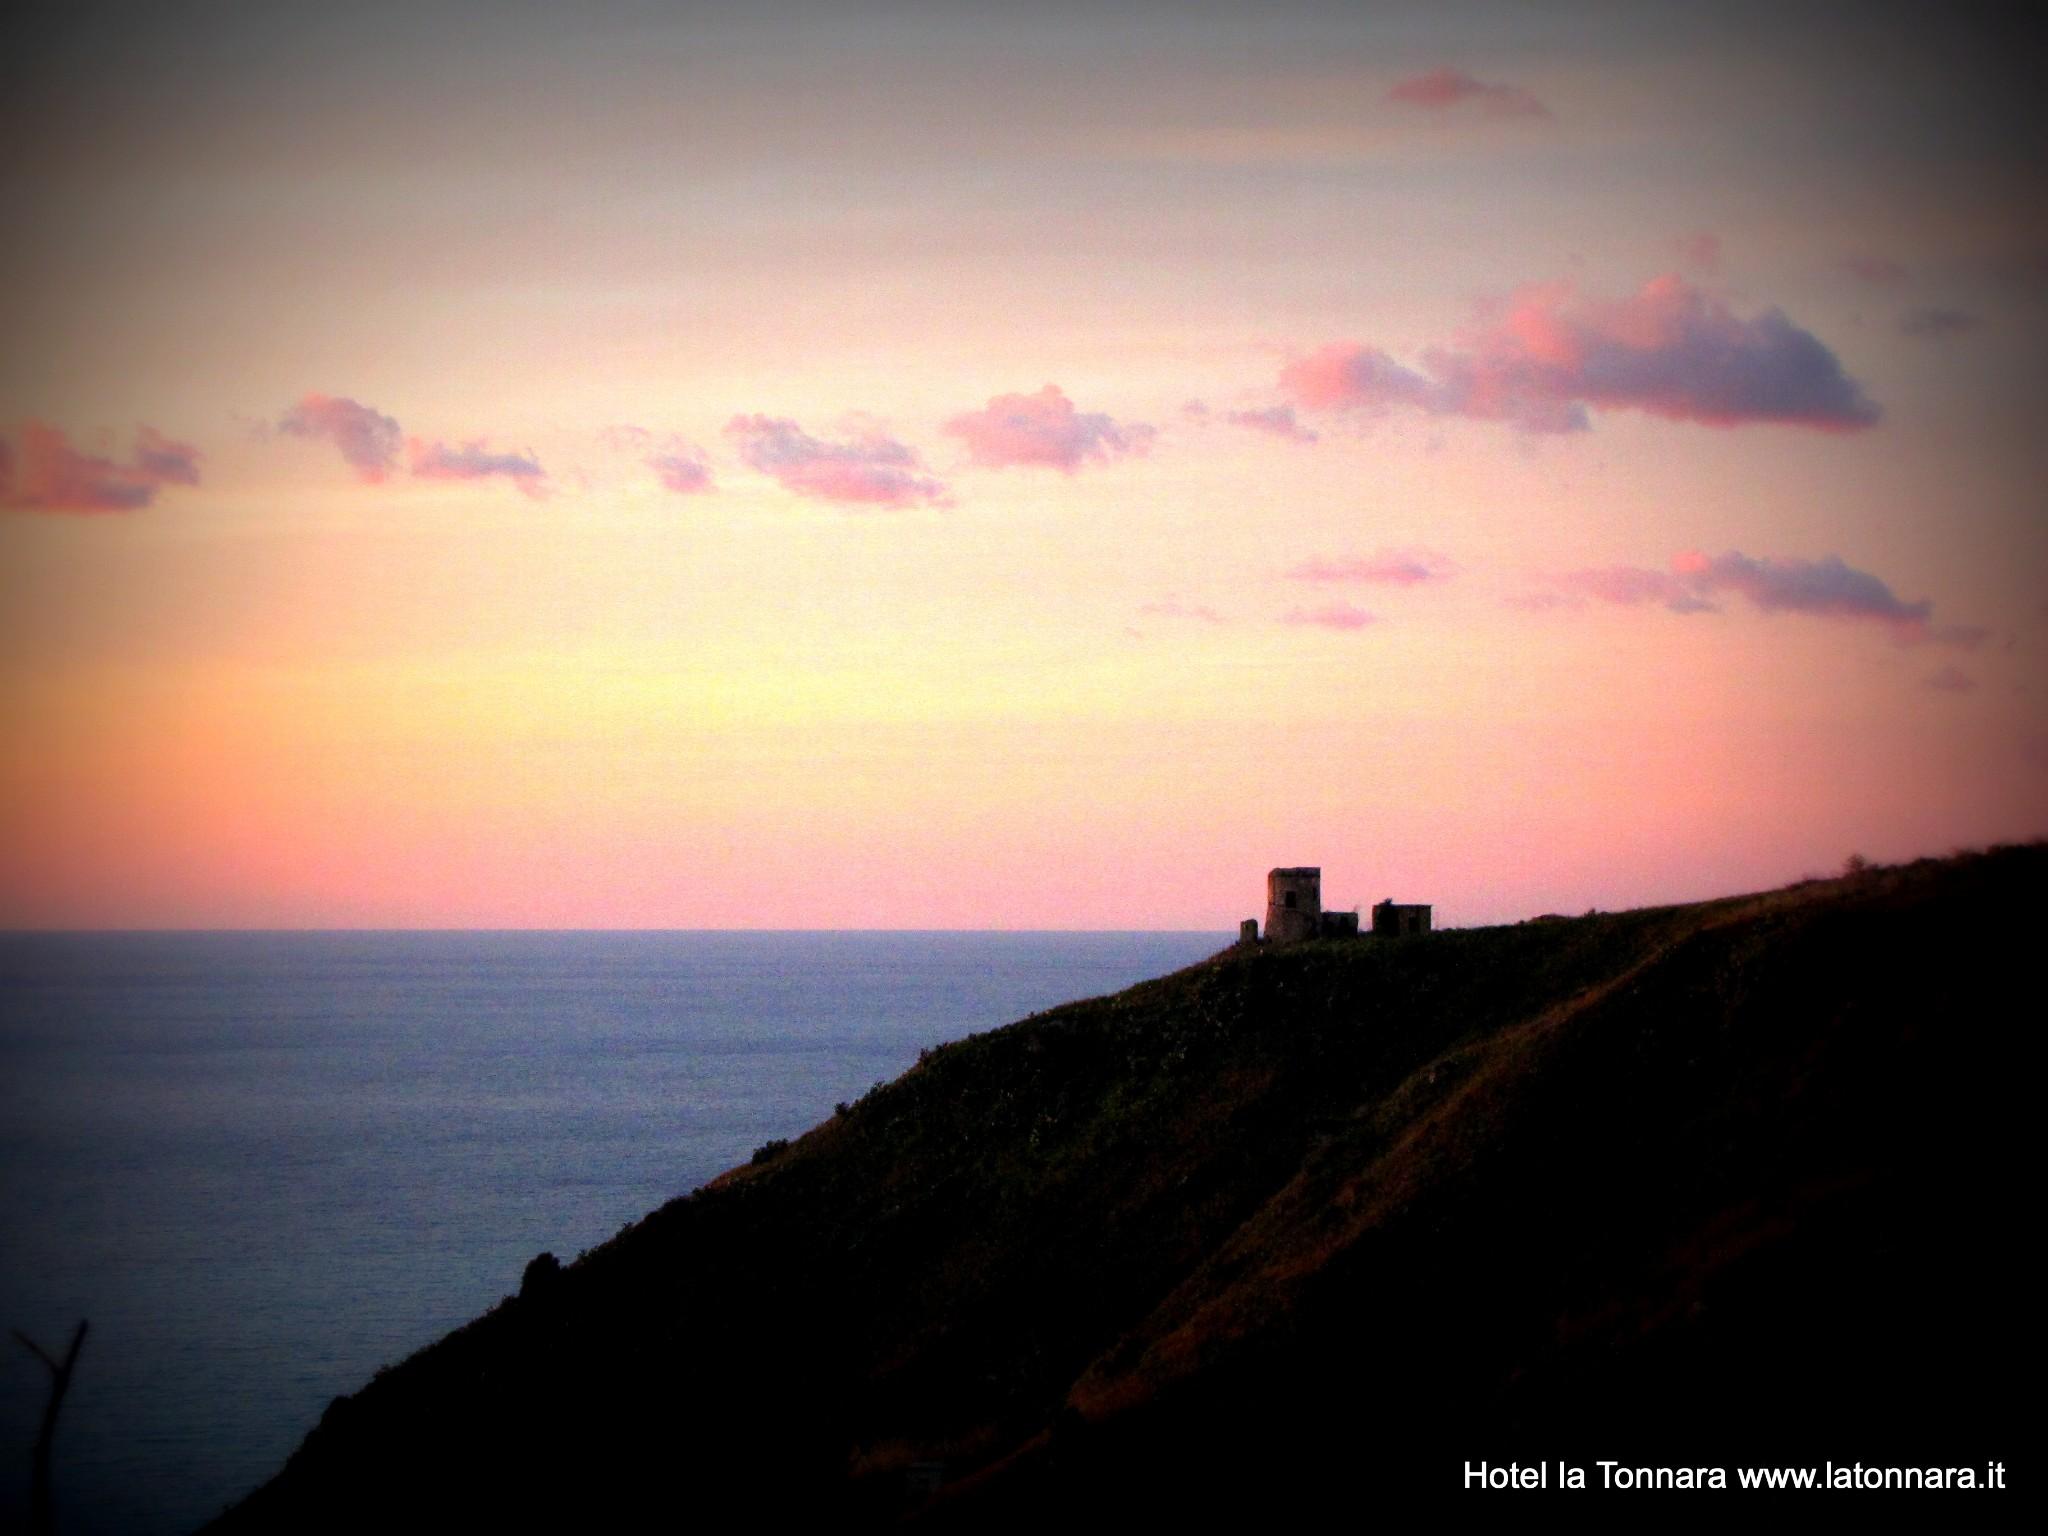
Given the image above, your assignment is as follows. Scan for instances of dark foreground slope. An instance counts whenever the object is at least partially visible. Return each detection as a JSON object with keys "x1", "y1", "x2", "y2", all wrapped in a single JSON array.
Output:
[{"x1": 213, "y1": 848, "x2": 2035, "y2": 1528}]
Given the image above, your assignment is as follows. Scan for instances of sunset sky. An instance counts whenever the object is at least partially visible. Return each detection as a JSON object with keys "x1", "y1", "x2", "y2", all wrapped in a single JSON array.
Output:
[{"x1": 3, "y1": 0, "x2": 2043, "y2": 929}]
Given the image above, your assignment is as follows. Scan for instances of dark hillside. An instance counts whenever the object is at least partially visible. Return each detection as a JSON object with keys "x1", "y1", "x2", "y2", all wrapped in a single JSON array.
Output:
[{"x1": 211, "y1": 847, "x2": 2036, "y2": 1527}]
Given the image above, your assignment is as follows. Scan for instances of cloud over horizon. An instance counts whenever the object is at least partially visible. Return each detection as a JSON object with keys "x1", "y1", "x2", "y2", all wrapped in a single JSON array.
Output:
[
  {"x1": 1, "y1": 422, "x2": 201, "y2": 513},
  {"x1": 943, "y1": 385, "x2": 1154, "y2": 473},
  {"x1": 725, "y1": 414, "x2": 947, "y2": 506},
  {"x1": 1388, "y1": 67, "x2": 1549, "y2": 119},
  {"x1": 278, "y1": 394, "x2": 404, "y2": 482},
  {"x1": 1281, "y1": 275, "x2": 1879, "y2": 434}
]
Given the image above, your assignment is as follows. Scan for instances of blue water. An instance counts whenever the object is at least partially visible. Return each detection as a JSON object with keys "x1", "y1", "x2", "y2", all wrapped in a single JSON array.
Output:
[{"x1": 0, "y1": 930, "x2": 1221, "y2": 1534}]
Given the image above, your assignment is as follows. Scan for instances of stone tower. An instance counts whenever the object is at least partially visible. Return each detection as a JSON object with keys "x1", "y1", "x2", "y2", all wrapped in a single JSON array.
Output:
[{"x1": 1265, "y1": 867, "x2": 1322, "y2": 945}]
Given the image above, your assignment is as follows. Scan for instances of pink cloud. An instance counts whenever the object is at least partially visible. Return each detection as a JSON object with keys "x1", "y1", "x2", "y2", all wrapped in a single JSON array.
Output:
[
  {"x1": 1285, "y1": 549, "x2": 1454, "y2": 586},
  {"x1": 1554, "y1": 549, "x2": 1971, "y2": 644},
  {"x1": 725, "y1": 414, "x2": 947, "y2": 507},
  {"x1": 1388, "y1": 67, "x2": 1549, "y2": 119},
  {"x1": 1284, "y1": 601, "x2": 1377, "y2": 631},
  {"x1": 1224, "y1": 404, "x2": 1319, "y2": 443},
  {"x1": 278, "y1": 393, "x2": 403, "y2": 481},
  {"x1": 1, "y1": 422, "x2": 201, "y2": 514},
  {"x1": 943, "y1": 385, "x2": 1154, "y2": 473},
  {"x1": 1280, "y1": 275, "x2": 1879, "y2": 434},
  {"x1": 406, "y1": 438, "x2": 548, "y2": 496}
]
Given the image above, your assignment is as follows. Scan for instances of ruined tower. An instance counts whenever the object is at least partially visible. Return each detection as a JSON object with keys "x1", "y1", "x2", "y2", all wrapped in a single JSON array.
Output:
[{"x1": 1265, "y1": 867, "x2": 1322, "y2": 945}]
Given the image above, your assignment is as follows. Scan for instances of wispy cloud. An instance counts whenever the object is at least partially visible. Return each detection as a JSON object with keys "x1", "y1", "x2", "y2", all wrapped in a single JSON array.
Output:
[
  {"x1": 1680, "y1": 550, "x2": 1928, "y2": 629},
  {"x1": 1281, "y1": 275, "x2": 1878, "y2": 434},
  {"x1": 603, "y1": 425, "x2": 716, "y2": 494},
  {"x1": 943, "y1": 385, "x2": 1154, "y2": 473},
  {"x1": 648, "y1": 452, "x2": 714, "y2": 494},
  {"x1": 1285, "y1": 549, "x2": 1454, "y2": 586},
  {"x1": 1182, "y1": 398, "x2": 1319, "y2": 443},
  {"x1": 725, "y1": 414, "x2": 947, "y2": 506},
  {"x1": 1549, "y1": 549, "x2": 1974, "y2": 645},
  {"x1": 408, "y1": 438, "x2": 548, "y2": 497},
  {"x1": 1673, "y1": 231, "x2": 1722, "y2": 272},
  {"x1": 282, "y1": 394, "x2": 549, "y2": 496},
  {"x1": 129, "y1": 427, "x2": 202, "y2": 487},
  {"x1": 1284, "y1": 601, "x2": 1377, "y2": 631},
  {"x1": 2, "y1": 422, "x2": 201, "y2": 514},
  {"x1": 1554, "y1": 564, "x2": 1718, "y2": 613},
  {"x1": 1224, "y1": 404, "x2": 1319, "y2": 444},
  {"x1": 1388, "y1": 67, "x2": 1549, "y2": 119},
  {"x1": 1899, "y1": 306, "x2": 1979, "y2": 338},
  {"x1": 1503, "y1": 590, "x2": 1578, "y2": 613},
  {"x1": 278, "y1": 393, "x2": 403, "y2": 482},
  {"x1": 1138, "y1": 597, "x2": 1227, "y2": 625},
  {"x1": 1841, "y1": 254, "x2": 1908, "y2": 286},
  {"x1": 1924, "y1": 664, "x2": 1977, "y2": 693},
  {"x1": 1988, "y1": 249, "x2": 2048, "y2": 294}
]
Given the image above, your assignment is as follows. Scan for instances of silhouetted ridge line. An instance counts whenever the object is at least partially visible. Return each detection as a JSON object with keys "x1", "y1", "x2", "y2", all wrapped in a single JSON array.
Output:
[{"x1": 208, "y1": 846, "x2": 2036, "y2": 1529}]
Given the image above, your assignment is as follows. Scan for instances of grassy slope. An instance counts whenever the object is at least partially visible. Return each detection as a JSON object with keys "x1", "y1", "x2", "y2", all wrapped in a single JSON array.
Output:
[{"x1": 212, "y1": 846, "x2": 2036, "y2": 1528}]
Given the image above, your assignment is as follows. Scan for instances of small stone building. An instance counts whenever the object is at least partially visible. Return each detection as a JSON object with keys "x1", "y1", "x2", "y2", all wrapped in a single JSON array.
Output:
[{"x1": 1371, "y1": 900, "x2": 1432, "y2": 937}]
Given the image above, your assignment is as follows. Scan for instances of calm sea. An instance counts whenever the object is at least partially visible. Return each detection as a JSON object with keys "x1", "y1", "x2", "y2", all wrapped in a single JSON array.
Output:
[{"x1": 0, "y1": 930, "x2": 1221, "y2": 1534}]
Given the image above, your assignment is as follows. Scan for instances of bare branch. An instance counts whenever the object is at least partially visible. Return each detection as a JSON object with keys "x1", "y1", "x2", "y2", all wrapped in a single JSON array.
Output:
[{"x1": 10, "y1": 1329, "x2": 58, "y2": 1373}]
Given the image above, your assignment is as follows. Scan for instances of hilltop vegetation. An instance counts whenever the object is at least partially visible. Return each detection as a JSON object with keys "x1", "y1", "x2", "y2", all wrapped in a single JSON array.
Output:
[{"x1": 212, "y1": 846, "x2": 2034, "y2": 1527}]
